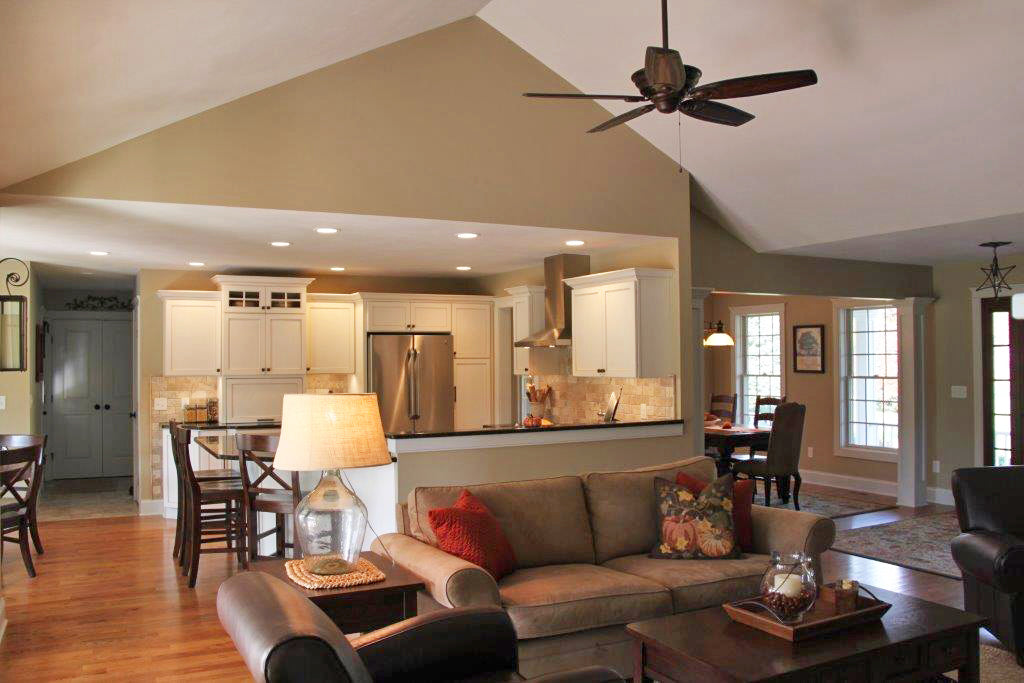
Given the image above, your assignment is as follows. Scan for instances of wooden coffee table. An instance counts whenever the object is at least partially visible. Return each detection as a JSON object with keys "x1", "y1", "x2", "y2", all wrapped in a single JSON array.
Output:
[
  {"x1": 251, "y1": 551, "x2": 425, "y2": 634},
  {"x1": 626, "y1": 586, "x2": 986, "y2": 682}
]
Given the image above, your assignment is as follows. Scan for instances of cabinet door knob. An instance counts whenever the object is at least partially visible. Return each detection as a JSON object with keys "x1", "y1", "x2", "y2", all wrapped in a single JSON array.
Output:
[
  {"x1": 266, "y1": 368, "x2": 271, "y2": 372},
  {"x1": 597, "y1": 368, "x2": 606, "y2": 373},
  {"x1": 216, "y1": 368, "x2": 220, "y2": 373}
]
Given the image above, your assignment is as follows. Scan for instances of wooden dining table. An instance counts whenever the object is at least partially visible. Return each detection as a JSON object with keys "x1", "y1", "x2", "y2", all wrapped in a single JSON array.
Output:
[{"x1": 703, "y1": 424, "x2": 770, "y2": 475}]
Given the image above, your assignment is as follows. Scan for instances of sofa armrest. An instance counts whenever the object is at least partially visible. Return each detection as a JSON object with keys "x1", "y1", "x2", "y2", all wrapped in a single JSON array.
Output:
[
  {"x1": 372, "y1": 533, "x2": 501, "y2": 608},
  {"x1": 352, "y1": 606, "x2": 517, "y2": 683},
  {"x1": 952, "y1": 530, "x2": 1024, "y2": 593},
  {"x1": 749, "y1": 505, "x2": 836, "y2": 581}
]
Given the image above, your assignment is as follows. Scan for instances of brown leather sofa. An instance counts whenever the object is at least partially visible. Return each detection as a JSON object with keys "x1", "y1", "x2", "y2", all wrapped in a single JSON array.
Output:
[
  {"x1": 217, "y1": 571, "x2": 621, "y2": 682},
  {"x1": 951, "y1": 466, "x2": 1024, "y2": 666},
  {"x1": 372, "y1": 456, "x2": 836, "y2": 678}
]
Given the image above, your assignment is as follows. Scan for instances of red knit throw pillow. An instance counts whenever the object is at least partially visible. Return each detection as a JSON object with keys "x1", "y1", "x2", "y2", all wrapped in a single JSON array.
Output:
[
  {"x1": 428, "y1": 490, "x2": 517, "y2": 580},
  {"x1": 676, "y1": 471, "x2": 754, "y2": 552}
]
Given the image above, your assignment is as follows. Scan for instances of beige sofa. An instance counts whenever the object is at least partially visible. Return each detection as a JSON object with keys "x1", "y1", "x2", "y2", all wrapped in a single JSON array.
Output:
[{"x1": 372, "y1": 456, "x2": 835, "y2": 678}]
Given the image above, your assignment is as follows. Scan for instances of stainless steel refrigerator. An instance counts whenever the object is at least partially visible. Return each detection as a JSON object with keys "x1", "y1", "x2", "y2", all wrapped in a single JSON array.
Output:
[{"x1": 367, "y1": 333, "x2": 454, "y2": 434}]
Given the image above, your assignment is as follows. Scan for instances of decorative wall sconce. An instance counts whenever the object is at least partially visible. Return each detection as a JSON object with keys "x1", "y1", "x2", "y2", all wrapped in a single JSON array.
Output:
[
  {"x1": 0, "y1": 257, "x2": 31, "y2": 372},
  {"x1": 702, "y1": 320, "x2": 735, "y2": 347}
]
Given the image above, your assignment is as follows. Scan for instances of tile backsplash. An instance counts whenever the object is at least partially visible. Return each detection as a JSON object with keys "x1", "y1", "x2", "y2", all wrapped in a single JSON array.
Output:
[
  {"x1": 530, "y1": 375, "x2": 676, "y2": 423},
  {"x1": 149, "y1": 375, "x2": 219, "y2": 498}
]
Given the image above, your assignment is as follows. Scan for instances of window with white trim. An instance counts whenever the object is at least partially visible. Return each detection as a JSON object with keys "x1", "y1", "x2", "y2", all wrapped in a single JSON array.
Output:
[
  {"x1": 841, "y1": 305, "x2": 899, "y2": 449},
  {"x1": 733, "y1": 307, "x2": 783, "y2": 424}
]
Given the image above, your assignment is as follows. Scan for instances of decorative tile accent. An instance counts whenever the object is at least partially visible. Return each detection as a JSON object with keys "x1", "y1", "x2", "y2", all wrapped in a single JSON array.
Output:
[
  {"x1": 305, "y1": 373, "x2": 357, "y2": 394},
  {"x1": 148, "y1": 375, "x2": 218, "y2": 500},
  {"x1": 530, "y1": 375, "x2": 676, "y2": 423}
]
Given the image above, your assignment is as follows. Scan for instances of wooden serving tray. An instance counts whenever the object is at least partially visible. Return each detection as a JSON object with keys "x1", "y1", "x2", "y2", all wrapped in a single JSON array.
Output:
[{"x1": 723, "y1": 585, "x2": 891, "y2": 642}]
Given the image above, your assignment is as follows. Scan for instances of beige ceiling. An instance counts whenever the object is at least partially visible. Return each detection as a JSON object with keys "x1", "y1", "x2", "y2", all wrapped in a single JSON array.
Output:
[
  {"x1": 0, "y1": 0, "x2": 488, "y2": 189},
  {"x1": 481, "y1": 0, "x2": 1024, "y2": 257}
]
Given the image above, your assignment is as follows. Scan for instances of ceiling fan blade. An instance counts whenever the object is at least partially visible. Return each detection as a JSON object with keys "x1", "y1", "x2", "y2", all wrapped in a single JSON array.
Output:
[
  {"x1": 680, "y1": 100, "x2": 754, "y2": 126},
  {"x1": 524, "y1": 92, "x2": 647, "y2": 102},
  {"x1": 587, "y1": 104, "x2": 657, "y2": 133},
  {"x1": 688, "y1": 69, "x2": 818, "y2": 100}
]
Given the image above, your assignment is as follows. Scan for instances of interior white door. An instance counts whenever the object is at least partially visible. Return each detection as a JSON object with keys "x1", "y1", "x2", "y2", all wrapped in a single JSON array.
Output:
[
  {"x1": 51, "y1": 319, "x2": 104, "y2": 478},
  {"x1": 101, "y1": 320, "x2": 133, "y2": 476},
  {"x1": 601, "y1": 282, "x2": 638, "y2": 378},
  {"x1": 571, "y1": 288, "x2": 605, "y2": 377},
  {"x1": 453, "y1": 303, "x2": 491, "y2": 358},
  {"x1": 454, "y1": 358, "x2": 492, "y2": 430},
  {"x1": 222, "y1": 313, "x2": 265, "y2": 375},
  {"x1": 307, "y1": 302, "x2": 355, "y2": 373},
  {"x1": 410, "y1": 302, "x2": 451, "y2": 331},
  {"x1": 265, "y1": 314, "x2": 305, "y2": 374}
]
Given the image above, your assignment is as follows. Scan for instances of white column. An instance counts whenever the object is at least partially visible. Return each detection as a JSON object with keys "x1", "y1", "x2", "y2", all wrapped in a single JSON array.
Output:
[
  {"x1": 691, "y1": 288, "x2": 714, "y2": 456},
  {"x1": 896, "y1": 297, "x2": 934, "y2": 507}
]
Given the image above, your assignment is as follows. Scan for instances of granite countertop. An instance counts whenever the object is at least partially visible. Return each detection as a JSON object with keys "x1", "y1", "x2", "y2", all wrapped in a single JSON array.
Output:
[
  {"x1": 385, "y1": 418, "x2": 683, "y2": 439},
  {"x1": 160, "y1": 420, "x2": 282, "y2": 429}
]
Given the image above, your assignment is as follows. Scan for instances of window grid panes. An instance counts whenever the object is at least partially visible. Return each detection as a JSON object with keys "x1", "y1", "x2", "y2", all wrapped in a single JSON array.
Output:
[
  {"x1": 991, "y1": 310, "x2": 1012, "y2": 466},
  {"x1": 845, "y1": 306, "x2": 899, "y2": 449},
  {"x1": 738, "y1": 313, "x2": 782, "y2": 423}
]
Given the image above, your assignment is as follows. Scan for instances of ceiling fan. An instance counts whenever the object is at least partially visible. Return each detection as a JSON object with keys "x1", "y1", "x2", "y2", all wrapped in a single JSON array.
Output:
[{"x1": 523, "y1": 0, "x2": 818, "y2": 133}]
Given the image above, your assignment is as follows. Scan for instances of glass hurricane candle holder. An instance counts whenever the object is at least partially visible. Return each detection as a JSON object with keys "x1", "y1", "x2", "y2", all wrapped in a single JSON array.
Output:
[{"x1": 760, "y1": 551, "x2": 818, "y2": 623}]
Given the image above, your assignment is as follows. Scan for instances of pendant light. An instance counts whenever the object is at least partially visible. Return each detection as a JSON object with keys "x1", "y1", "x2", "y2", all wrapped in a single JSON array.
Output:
[
  {"x1": 703, "y1": 320, "x2": 735, "y2": 347},
  {"x1": 976, "y1": 241, "x2": 1015, "y2": 300}
]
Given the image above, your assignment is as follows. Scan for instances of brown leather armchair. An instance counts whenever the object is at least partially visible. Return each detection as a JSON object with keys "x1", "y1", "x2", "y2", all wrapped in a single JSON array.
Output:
[
  {"x1": 951, "y1": 466, "x2": 1024, "y2": 666},
  {"x1": 217, "y1": 572, "x2": 622, "y2": 682}
]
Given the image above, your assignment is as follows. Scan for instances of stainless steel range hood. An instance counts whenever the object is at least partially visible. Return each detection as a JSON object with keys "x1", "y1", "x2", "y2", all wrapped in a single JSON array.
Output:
[{"x1": 514, "y1": 253, "x2": 590, "y2": 348}]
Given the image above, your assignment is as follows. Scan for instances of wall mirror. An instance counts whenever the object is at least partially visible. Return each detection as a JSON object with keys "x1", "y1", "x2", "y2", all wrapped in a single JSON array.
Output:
[{"x1": 0, "y1": 295, "x2": 28, "y2": 371}]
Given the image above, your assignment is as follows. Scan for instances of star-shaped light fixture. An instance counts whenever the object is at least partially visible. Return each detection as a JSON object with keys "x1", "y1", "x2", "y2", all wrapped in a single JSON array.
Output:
[{"x1": 977, "y1": 241, "x2": 1015, "y2": 300}]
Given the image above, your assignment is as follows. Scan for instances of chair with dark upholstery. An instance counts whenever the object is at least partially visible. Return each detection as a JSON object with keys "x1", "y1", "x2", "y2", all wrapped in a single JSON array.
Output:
[
  {"x1": 951, "y1": 466, "x2": 1024, "y2": 666},
  {"x1": 217, "y1": 571, "x2": 622, "y2": 683},
  {"x1": 731, "y1": 402, "x2": 806, "y2": 509}
]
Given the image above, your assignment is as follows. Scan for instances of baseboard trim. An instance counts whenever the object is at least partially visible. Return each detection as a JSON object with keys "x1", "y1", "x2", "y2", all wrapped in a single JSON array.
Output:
[
  {"x1": 138, "y1": 499, "x2": 164, "y2": 516},
  {"x1": 799, "y1": 469, "x2": 954, "y2": 506}
]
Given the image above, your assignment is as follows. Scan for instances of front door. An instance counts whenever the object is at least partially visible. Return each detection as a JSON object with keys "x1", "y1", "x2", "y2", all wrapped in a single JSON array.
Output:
[{"x1": 981, "y1": 296, "x2": 1024, "y2": 465}]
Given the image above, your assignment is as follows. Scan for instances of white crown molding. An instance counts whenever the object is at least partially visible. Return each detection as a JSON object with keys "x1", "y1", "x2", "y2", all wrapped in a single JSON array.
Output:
[
  {"x1": 156, "y1": 289, "x2": 219, "y2": 300},
  {"x1": 211, "y1": 275, "x2": 315, "y2": 287},
  {"x1": 563, "y1": 267, "x2": 674, "y2": 289}
]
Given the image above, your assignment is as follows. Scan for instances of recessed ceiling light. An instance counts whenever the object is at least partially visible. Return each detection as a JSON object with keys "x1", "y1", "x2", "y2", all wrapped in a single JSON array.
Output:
[
  {"x1": 330, "y1": 267, "x2": 346, "y2": 271},
  {"x1": 456, "y1": 266, "x2": 472, "y2": 271},
  {"x1": 316, "y1": 227, "x2": 339, "y2": 234},
  {"x1": 270, "y1": 241, "x2": 290, "y2": 247},
  {"x1": 89, "y1": 250, "x2": 109, "y2": 256},
  {"x1": 188, "y1": 261, "x2": 205, "y2": 267},
  {"x1": 565, "y1": 240, "x2": 585, "y2": 247},
  {"x1": 456, "y1": 232, "x2": 479, "y2": 239}
]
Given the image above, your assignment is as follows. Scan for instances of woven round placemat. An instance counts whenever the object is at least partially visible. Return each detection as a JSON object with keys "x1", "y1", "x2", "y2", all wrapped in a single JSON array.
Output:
[{"x1": 285, "y1": 557, "x2": 386, "y2": 590}]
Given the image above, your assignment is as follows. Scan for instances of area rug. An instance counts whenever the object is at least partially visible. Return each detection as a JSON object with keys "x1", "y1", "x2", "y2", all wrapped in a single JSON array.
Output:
[
  {"x1": 946, "y1": 644, "x2": 1024, "y2": 681},
  {"x1": 755, "y1": 488, "x2": 897, "y2": 519},
  {"x1": 831, "y1": 511, "x2": 962, "y2": 579}
]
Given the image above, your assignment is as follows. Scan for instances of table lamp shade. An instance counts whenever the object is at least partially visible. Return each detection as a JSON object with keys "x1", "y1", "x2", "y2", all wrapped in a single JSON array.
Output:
[{"x1": 274, "y1": 393, "x2": 390, "y2": 472}]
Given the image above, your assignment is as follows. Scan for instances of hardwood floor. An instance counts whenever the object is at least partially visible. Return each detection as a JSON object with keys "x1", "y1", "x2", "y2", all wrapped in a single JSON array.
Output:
[{"x1": 0, "y1": 484, "x2": 992, "y2": 681}]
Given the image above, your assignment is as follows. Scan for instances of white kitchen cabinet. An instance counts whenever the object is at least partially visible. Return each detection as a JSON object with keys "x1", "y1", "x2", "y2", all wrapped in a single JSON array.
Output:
[
  {"x1": 222, "y1": 313, "x2": 266, "y2": 375},
  {"x1": 307, "y1": 301, "x2": 355, "y2": 373},
  {"x1": 453, "y1": 303, "x2": 491, "y2": 358},
  {"x1": 266, "y1": 314, "x2": 306, "y2": 374},
  {"x1": 160, "y1": 295, "x2": 221, "y2": 375},
  {"x1": 564, "y1": 268, "x2": 675, "y2": 379},
  {"x1": 454, "y1": 358, "x2": 492, "y2": 430},
  {"x1": 410, "y1": 302, "x2": 451, "y2": 331},
  {"x1": 366, "y1": 300, "x2": 411, "y2": 331},
  {"x1": 507, "y1": 286, "x2": 546, "y2": 375},
  {"x1": 220, "y1": 376, "x2": 304, "y2": 423},
  {"x1": 216, "y1": 278, "x2": 309, "y2": 314}
]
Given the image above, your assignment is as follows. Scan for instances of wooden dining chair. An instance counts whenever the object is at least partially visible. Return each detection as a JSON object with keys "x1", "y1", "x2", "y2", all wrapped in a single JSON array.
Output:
[
  {"x1": 167, "y1": 422, "x2": 239, "y2": 565},
  {"x1": 236, "y1": 433, "x2": 301, "y2": 560},
  {"x1": 1, "y1": 442, "x2": 45, "y2": 577},
  {"x1": 708, "y1": 393, "x2": 737, "y2": 422},
  {"x1": 731, "y1": 402, "x2": 806, "y2": 509},
  {"x1": 1, "y1": 434, "x2": 47, "y2": 555},
  {"x1": 170, "y1": 423, "x2": 248, "y2": 587}
]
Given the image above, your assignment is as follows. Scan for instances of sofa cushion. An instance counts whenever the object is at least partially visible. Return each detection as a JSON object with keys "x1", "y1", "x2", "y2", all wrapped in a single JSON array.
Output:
[
  {"x1": 583, "y1": 456, "x2": 717, "y2": 564},
  {"x1": 408, "y1": 476, "x2": 596, "y2": 568},
  {"x1": 602, "y1": 553, "x2": 770, "y2": 612},
  {"x1": 498, "y1": 564, "x2": 672, "y2": 639}
]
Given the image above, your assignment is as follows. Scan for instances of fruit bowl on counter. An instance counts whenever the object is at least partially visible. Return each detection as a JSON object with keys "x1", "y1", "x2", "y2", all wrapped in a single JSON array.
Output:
[{"x1": 522, "y1": 416, "x2": 554, "y2": 428}]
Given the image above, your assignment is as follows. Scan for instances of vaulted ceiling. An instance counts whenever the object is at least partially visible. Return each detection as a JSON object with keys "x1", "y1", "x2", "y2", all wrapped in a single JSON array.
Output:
[{"x1": 2, "y1": 0, "x2": 1022, "y2": 266}]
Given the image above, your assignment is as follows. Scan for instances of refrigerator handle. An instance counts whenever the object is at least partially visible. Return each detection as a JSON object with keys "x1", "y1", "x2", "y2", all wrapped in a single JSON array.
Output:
[{"x1": 407, "y1": 348, "x2": 420, "y2": 421}]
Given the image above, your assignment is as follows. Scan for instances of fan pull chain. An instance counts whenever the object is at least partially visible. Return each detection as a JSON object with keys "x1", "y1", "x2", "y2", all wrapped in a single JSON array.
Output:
[{"x1": 677, "y1": 112, "x2": 684, "y2": 173}]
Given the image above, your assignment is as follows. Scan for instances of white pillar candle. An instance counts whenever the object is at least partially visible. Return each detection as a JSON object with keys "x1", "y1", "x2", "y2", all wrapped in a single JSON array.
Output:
[{"x1": 772, "y1": 574, "x2": 803, "y2": 597}]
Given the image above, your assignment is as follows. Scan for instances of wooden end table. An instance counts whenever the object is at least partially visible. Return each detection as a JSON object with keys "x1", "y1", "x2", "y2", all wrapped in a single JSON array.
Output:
[
  {"x1": 626, "y1": 585, "x2": 986, "y2": 682},
  {"x1": 251, "y1": 551, "x2": 425, "y2": 633}
]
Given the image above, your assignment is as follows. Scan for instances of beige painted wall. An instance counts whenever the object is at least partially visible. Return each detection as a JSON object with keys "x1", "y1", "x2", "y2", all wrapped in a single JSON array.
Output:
[
  {"x1": 692, "y1": 209, "x2": 933, "y2": 299},
  {"x1": 929, "y1": 254, "x2": 1024, "y2": 489},
  {"x1": 0, "y1": 261, "x2": 41, "y2": 434},
  {"x1": 705, "y1": 293, "x2": 897, "y2": 483}
]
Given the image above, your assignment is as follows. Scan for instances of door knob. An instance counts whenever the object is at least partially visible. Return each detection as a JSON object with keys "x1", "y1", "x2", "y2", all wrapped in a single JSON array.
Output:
[
  {"x1": 94, "y1": 404, "x2": 100, "y2": 410},
  {"x1": 104, "y1": 404, "x2": 111, "y2": 410}
]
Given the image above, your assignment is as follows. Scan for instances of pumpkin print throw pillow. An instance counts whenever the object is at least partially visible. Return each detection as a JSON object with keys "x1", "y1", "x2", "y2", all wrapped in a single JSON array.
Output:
[{"x1": 651, "y1": 473, "x2": 740, "y2": 560}]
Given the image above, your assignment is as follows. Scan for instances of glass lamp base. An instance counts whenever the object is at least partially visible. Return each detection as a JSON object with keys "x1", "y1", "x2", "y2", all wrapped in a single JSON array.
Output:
[{"x1": 295, "y1": 469, "x2": 368, "y2": 576}]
